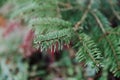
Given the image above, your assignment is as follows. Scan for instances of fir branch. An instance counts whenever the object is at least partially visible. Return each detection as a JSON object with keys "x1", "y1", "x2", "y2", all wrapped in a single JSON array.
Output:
[
  {"x1": 76, "y1": 33, "x2": 102, "y2": 68},
  {"x1": 82, "y1": 40, "x2": 99, "y2": 67},
  {"x1": 91, "y1": 11, "x2": 120, "y2": 70}
]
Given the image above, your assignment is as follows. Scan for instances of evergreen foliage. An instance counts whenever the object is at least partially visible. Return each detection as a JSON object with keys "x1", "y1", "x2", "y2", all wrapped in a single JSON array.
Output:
[{"x1": 0, "y1": 0, "x2": 120, "y2": 80}]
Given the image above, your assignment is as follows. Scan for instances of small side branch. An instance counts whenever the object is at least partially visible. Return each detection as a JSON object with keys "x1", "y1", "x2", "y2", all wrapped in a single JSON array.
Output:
[
  {"x1": 91, "y1": 11, "x2": 106, "y2": 33},
  {"x1": 74, "y1": 0, "x2": 92, "y2": 31},
  {"x1": 108, "y1": 0, "x2": 120, "y2": 21}
]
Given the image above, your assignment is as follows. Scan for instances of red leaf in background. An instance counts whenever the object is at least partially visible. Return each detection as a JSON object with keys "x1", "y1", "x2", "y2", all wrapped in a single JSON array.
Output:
[
  {"x1": 0, "y1": 16, "x2": 6, "y2": 28},
  {"x1": 21, "y1": 29, "x2": 35, "y2": 57},
  {"x1": 47, "y1": 45, "x2": 55, "y2": 63},
  {"x1": 63, "y1": 43, "x2": 69, "y2": 49},
  {"x1": 46, "y1": 41, "x2": 70, "y2": 63},
  {"x1": 51, "y1": 45, "x2": 55, "y2": 62},
  {"x1": 2, "y1": 21, "x2": 20, "y2": 37},
  {"x1": 55, "y1": 41, "x2": 59, "y2": 52}
]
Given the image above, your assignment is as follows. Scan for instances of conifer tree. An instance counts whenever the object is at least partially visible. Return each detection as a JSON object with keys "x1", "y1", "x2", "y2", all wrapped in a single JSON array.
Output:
[{"x1": 0, "y1": 0, "x2": 120, "y2": 80}]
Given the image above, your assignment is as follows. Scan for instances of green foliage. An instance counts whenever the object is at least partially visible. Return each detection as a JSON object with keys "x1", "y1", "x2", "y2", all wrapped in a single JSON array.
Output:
[
  {"x1": 0, "y1": 0, "x2": 120, "y2": 80},
  {"x1": 76, "y1": 33, "x2": 102, "y2": 68},
  {"x1": 100, "y1": 27, "x2": 120, "y2": 77},
  {"x1": 29, "y1": 18, "x2": 74, "y2": 51}
]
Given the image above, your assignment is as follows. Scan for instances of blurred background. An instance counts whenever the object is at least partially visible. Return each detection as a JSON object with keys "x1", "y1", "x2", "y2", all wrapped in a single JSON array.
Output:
[{"x1": 0, "y1": 0, "x2": 120, "y2": 80}]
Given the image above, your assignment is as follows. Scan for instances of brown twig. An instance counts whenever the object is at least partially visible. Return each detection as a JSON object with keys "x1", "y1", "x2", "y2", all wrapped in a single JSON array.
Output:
[
  {"x1": 74, "y1": 0, "x2": 92, "y2": 31},
  {"x1": 90, "y1": 11, "x2": 106, "y2": 34},
  {"x1": 58, "y1": 2, "x2": 72, "y2": 8},
  {"x1": 108, "y1": 0, "x2": 120, "y2": 21},
  {"x1": 98, "y1": 31, "x2": 120, "y2": 42}
]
